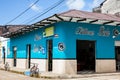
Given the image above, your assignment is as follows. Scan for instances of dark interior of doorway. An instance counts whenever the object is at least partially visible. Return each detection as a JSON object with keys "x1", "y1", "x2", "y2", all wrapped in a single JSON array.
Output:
[
  {"x1": 3, "y1": 47, "x2": 5, "y2": 64},
  {"x1": 77, "y1": 40, "x2": 95, "y2": 73},
  {"x1": 115, "y1": 46, "x2": 120, "y2": 71},
  {"x1": 47, "y1": 40, "x2": 53, "y2": 71},
  {"x1": 27, "y1": 44, "x2": 31, "y2": 69},
  {"x1": 13, "y1": 46, "x2": 17, "y2": 67}
]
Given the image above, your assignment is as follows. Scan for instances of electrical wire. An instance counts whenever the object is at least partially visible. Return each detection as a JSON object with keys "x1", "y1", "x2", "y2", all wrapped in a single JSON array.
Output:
[
  {"x1": 26, "y1": 0, "x2": 65, "y2": 24},
  {"x1": 5, "y1": 0, "x2": 40, "y2": 25},
  {"x1": 25, "y1": 0, "x2": 65, "y2": 24},
  {"x1": 21, "y1": 4, "x2": 56, "y2": 24},
  {"x1": 48, "y1": 0, "x2": 74, "y2": 15}
]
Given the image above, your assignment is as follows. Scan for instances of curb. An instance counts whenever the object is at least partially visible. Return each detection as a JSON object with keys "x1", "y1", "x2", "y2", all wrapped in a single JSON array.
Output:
[{"x1": 1, "y1": 68, "x2": 120, "y2": 79}]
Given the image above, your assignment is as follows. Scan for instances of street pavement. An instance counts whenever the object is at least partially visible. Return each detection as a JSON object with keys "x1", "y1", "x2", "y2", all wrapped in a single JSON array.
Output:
[
  {"x1": 1, "y1": 70, "x2": 120, "y2": 80},
  {"x1": 0, "y1": 70, "x2": 41, "y2": 80}
]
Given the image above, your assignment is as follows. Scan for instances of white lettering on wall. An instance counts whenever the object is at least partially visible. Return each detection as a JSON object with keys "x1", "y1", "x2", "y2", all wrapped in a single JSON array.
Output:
[
  {"x1": 76, "y1": 27, "x2": 94, "y2": 36},
  {"x1": 98, "y1": 26, "x2": 110, "y2": 37},
  {"x1": 75, "y1": 26, "x2": 110, "y2": 37}
]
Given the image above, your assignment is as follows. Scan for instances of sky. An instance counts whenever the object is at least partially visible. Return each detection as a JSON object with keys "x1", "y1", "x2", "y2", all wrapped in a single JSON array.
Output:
[{"x1": 0, "y1": 0, "x2": 105, "y2": 25}]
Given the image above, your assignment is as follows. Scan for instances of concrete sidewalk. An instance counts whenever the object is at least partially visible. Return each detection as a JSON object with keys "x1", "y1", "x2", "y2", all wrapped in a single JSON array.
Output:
[
  {"x1": 1, "y1": 66, "x2": 120, "y2": 79},
  {"x1": 39, "y1": 72, "x2": 120, "y2": 79}
]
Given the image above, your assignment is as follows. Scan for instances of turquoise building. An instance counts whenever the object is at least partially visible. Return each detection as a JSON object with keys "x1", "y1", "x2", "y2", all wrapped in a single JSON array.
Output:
[{"x1": 3, "y1": 10, "x2": 120, "y2": 74}]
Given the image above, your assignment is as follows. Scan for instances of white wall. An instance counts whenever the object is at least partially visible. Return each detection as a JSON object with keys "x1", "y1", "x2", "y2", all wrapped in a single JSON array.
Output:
[
  {"x1": 101, "y1": 0, "x2": 120, "y2": 14},
  {"x1": 0, "y1": 37, "x2": 9, "y2": 63}
]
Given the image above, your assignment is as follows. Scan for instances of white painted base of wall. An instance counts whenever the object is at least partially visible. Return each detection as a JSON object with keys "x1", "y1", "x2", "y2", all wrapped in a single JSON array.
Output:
[
  {"x1": 53, "y1": 59, "x2": 77, "y2": 74},
  {"x1": 17, "y1": 59, "x2": 27, "y2": 69},
  {"x1": 96, "y1": 59, "x2": 116, "y2": 73},
  {"x1": 5, "y1": 59, "x2": 13, "y2": 67},
  {"x1": 5, "y1": 59, "x2": 77, "y2": 74},
  {"x1": 5, "y1": 58, "x2": 116, "y2": 74},
  {"x1": 31, "y1": 59, "x2": 47, "y2": 72},
  {"x1": 5, "y1": 59, "x2": 47, "y2": 72}
]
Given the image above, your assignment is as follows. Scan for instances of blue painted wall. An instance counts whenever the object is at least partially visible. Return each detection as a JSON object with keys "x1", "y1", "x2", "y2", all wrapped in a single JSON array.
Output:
[{"x1": 7, "y1": 21, "x2": 120, "y2": 59}]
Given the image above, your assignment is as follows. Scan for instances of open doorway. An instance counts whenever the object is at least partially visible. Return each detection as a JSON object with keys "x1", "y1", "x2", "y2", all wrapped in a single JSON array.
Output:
[
  {"x1": 47, "y1": 40, "x2": 53, "y2": 71},
  {"x1": 2, "y1": 47, "x2": 6, "y2": 64},
  {"x1": 115, "y1": 46, "x2": 120, "y2": 71},
  {"x1": 13, "y1": 46, "x2": 17, "y2": 67},
  {"x1": 26, "y1": 44, "x2": 31, "y2": 69},
  {"x1": 76, "y1": 40, "x2": 95, "y2": 73}
]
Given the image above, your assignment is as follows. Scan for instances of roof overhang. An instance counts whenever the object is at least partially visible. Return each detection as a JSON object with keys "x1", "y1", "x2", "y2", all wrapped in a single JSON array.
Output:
[
  {"x1": 2, "y1": 14, "x2": 120, "y2": 38},
  {"x1": 55, "y1": 15, "x2": 120, "y2": 26}
]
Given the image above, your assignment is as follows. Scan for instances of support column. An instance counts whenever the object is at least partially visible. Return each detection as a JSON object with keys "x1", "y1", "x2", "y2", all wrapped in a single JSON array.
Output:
[{"x1": 53, "y1": 59, "x2": 77, "y2": 74}]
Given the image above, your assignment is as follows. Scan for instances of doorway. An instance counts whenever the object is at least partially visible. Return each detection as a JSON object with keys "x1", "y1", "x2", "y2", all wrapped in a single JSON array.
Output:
[
  {"x1": 47, "y1": 40, "x2": 53, "y2": 71},
  {"x1": 2, "y1": 47, "x2": 5, "y2": 64},
  {"x1": 26, "y1": 44, "x2": 31, "y2": 69},
  {"x1": 76, "y1": 40, "x2": 95, "y2": 73},
  {"x1": 115, "y1": 46, "x2": 120, "y2": 71},
  {"x1": 13, "y1": 46, "x2": 17, "y2": 67}
]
